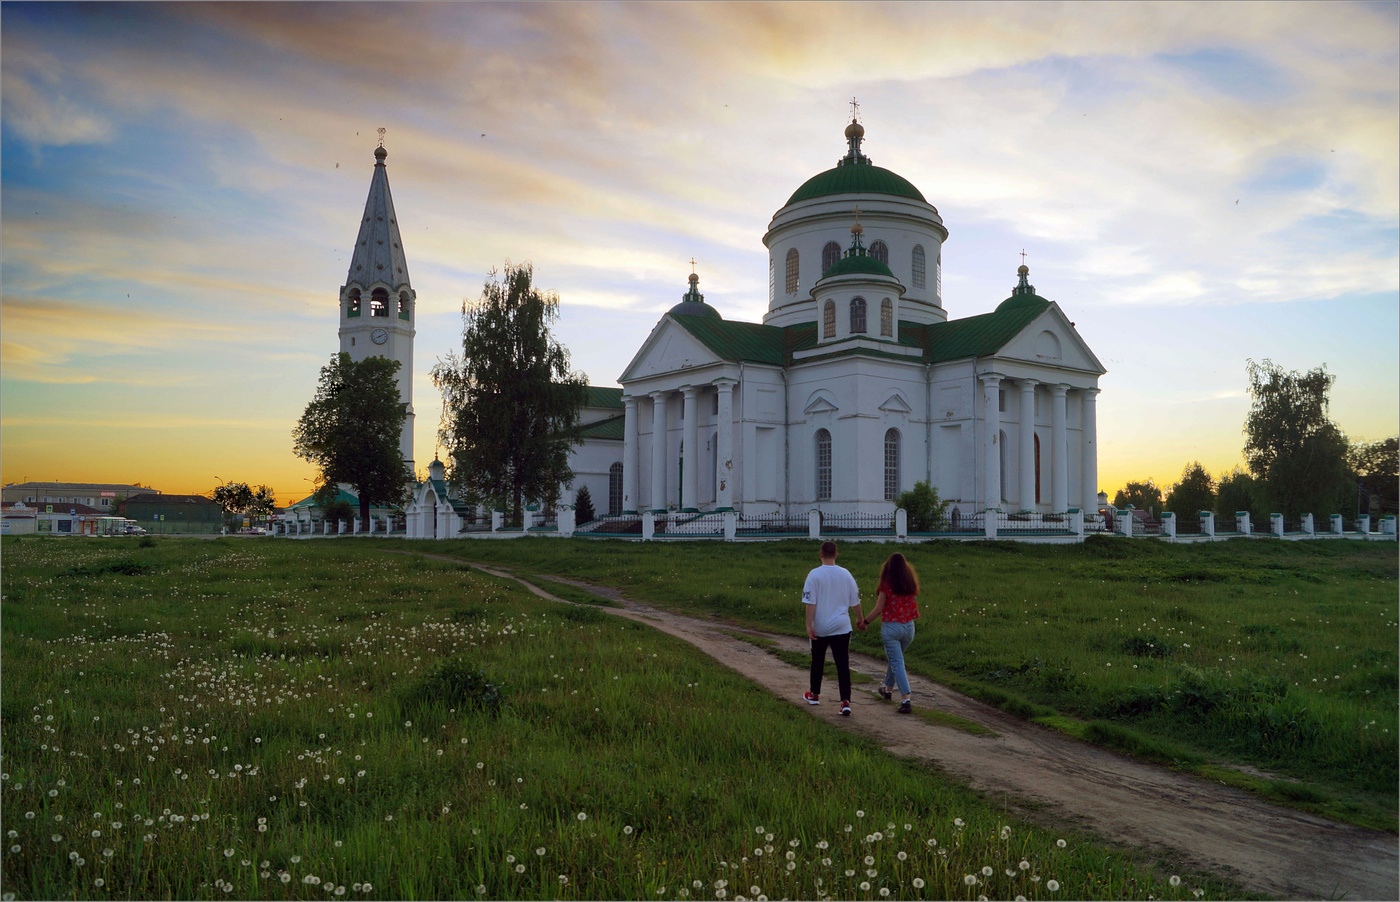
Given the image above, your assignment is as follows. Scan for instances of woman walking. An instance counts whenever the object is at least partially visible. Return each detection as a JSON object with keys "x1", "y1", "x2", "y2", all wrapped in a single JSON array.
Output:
[{"x1": 858, "y1": 552, "x2": 920, "y2": 714}]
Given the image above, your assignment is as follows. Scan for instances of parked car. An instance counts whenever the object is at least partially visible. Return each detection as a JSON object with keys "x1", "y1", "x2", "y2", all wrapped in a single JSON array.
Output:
[{"x1": 123, "y1": 525, "x2": 147, "y2": 536}]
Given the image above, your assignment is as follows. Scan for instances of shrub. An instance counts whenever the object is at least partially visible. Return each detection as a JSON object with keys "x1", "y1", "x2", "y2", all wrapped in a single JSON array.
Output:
[
  {"x1": 575, "y1": 485, "x2": 596, "y2": 524},
  {"x1": 895, "y1": 480, "x2": 949, "y2": 532},
  {"x1": 409, "y1": 659, "x2": 504, "y2": 716},
  {"x1": 322, "y1": 499, "x2": 355, "y2": 524}
]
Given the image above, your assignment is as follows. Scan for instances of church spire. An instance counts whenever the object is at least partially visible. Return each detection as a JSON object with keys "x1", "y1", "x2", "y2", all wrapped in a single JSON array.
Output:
[
  {"x1": 840, "y1": 98, "x2": 869, "y2": 167},
  {"x1": 1013, "y1": 261, "x2": 1036, "y2": 297},
  {"x1": 346, "y1": 143, "x2": 412, "y2": 291}
]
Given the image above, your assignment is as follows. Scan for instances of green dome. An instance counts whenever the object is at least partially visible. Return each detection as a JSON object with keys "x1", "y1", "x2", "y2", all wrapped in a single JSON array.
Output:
[
  {"x1": 822, "y1": 254, "x2": 895, "y2": 279},
  {"x1": 787, "y1": 161, "x2": 926, "y2": 206}
]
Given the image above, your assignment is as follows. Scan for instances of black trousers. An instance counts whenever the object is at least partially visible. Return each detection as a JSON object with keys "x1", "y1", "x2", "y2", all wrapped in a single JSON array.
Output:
[{"x1": 810, "y1": 632, "x2": 852, "y2": 701}]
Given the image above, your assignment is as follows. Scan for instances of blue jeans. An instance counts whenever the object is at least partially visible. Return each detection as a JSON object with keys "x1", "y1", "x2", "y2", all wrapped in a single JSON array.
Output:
[{"x1": 881, "y1": 621, "x2": 916, "y2": 697}]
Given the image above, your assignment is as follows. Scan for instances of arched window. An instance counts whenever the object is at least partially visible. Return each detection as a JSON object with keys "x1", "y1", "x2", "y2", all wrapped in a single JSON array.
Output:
[
  {"x1": 884, "y1": 429, "x2": 901, "y2": 501},
  {"x1": 912, "y1": 245, "x2": 926, "y2": 289},
  {"x1": 398, "y1": 292, "x2": 412, "y2": 320},
  {"x1": 822, "y1": 241, "x2": 842, "y2": 274},
  {"x1": 785, "y1": 248, "x2": 800, "y2": 294},
  {"x1": 815, "y1": 429, "x2": 832, "y2": 501},
  {"x1": 870, "y1": 239, "x2": 889, "y2": 266},
  {"x1": 823, "y1": 300, "x2": 836, "y2": 338},
  {"x1": 371, "y1": 288, "x2": 389, "y2": 317},
  {"x1": 347, "y1": 288, "x2": 361, "y2": 318},
  {"x1": 850, "y1": 296, "x2": 867, "y2": 334},
  {"x1": 608, "y1": 462, "x2": 623, "y2": 516},
  {"x1": 880, "y1": 298, "x2": 893, "y2": 336}
]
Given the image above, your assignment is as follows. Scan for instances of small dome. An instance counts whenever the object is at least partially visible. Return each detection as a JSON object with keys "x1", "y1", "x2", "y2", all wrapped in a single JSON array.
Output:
[
  {"x1": 374, "y1": 145, "x2": 387, "y2": 161},
  {"x1": 821, "y1": 254, "x2": 895, "y2": 280},
  {"x1": 669, "y1": 300, "x2": 720, "y2": 318},
  {"x1": 1017, "y1": 264, "x2": 1029, "y2": 275},
  {"x1": 844, "y1": 120, "x2": 865, "y2": 140}
]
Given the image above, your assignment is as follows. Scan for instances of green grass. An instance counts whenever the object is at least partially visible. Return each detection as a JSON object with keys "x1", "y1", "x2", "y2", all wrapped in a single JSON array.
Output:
[
  {"x1": 405, "y1": 534, "x2": 1400, "y2": 831},
  {"x1": 0, "y1": 537, "x2": 1243, "y2": 900},
  {"x1": 728, "y1": 633, "x2": 873, "y2": 685}
]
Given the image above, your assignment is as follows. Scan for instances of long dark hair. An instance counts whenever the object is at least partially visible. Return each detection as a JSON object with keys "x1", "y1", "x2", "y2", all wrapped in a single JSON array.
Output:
[{"x1": 879, "y1": 553, "x2": 919, "y2": 596}]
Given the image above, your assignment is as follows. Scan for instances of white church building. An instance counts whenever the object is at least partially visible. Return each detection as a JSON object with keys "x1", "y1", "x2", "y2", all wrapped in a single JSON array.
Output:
[
  {"x1": 588, "y1": 118, "x2": 1106, "y2": 523},
  {"x1": 341, "y1": 118, "x2": 1105, "y2": 538}
]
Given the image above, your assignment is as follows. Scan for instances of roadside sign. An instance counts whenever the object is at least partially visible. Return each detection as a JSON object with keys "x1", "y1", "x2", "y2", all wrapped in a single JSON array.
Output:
[{"x1": 46, "y1": 505, "x2": 53, "y2": 513}]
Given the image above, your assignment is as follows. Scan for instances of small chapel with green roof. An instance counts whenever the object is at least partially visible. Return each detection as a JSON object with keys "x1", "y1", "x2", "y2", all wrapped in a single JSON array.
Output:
[{"x1": 591, "y1": 115, "x2": 1107, "y2": 521}]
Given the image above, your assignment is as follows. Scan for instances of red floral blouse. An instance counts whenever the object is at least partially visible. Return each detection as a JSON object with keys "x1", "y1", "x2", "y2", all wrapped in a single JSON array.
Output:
[{"x1": 877, "y1": 582, "x2": 920, "y2": 623}]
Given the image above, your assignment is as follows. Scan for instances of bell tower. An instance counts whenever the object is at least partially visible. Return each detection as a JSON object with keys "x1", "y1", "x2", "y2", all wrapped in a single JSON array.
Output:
[{"x1": 338, "y1": 138, "x2": 415, "y2": 472}]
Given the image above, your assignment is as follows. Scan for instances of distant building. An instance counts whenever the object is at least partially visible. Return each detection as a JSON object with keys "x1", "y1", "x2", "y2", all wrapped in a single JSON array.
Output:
[
  {"x1": 3, "y1": 500, "x2": 105, "y2": 535},
  {"x1": 120, "y1": 493, "x2": 221, "y2": 534},
  {"x1": 2, "y1": 482, "x2": 157, "y2": 510}
]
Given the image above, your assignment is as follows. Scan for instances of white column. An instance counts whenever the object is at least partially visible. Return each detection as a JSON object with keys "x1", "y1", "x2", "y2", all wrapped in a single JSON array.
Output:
[
  {"x1": 1019, "y1": 379, "x2": 1037, "y2": 510},
  {"x1": 980, "y1": 373, "x2": 1002, "y2": 511},
  {"x1": 1051, "y1": 384, "x2": 1069, "y2": 513},
  {"x1": 650, "y1": 391, "x2": 668, "y2": 512},
  {"x1": 1080, "y1": 388, "x2": 1099, "y2": 514},
  {"x1": 681, "y1": 385, "x2": 699, "y2": 511},
  {"x1": 715, "y1": 379, "x2": 736, "y2": 510},
  {"x1": 623, "y1": 396, "x2": 640, "y2": 513}
]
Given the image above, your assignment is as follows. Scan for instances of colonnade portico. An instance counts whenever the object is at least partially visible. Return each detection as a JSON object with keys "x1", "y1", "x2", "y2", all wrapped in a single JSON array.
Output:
[
  {"x1": 622, "y1": 379, "x2": 737, "y2": 515},
  {"x1": 982, "y1": 373, "x2": 1099, "y2": 515}
]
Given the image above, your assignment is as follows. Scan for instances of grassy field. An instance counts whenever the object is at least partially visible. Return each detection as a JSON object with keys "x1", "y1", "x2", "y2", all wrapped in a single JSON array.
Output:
[
  {"x1": 417, "y1": 534, "x2": 1400, "y2": 831},
  {"x1": 0, "y1": 536, "x2": 1234, "y2": 900}
]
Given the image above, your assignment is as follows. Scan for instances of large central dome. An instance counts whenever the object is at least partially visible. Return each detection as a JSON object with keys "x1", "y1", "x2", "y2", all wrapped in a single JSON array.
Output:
[{"x1": 786, "y1": 163, "x2": 926, "y2": 206}]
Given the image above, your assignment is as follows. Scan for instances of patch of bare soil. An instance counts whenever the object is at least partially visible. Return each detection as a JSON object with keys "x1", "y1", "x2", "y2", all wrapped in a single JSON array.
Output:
[{"x1": 437, "y1": 556, "x2": 1397, "y2": 900}]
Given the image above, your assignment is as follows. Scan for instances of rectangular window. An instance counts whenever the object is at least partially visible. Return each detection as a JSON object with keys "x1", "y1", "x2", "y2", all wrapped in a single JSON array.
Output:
[{"x1": 998, "y1": 389, "x2": 1006, "y2": 412}]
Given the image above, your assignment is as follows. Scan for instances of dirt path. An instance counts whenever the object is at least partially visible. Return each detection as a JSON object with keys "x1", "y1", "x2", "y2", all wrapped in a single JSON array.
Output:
[{"x1": 427, "y1": 554, "x2": 1396, "y2": 900}]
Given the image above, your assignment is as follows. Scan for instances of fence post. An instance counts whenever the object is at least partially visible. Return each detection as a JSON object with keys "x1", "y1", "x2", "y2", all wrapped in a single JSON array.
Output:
[
  {"x1": 1270, "y1": 513, "x2": 1284, "y2": 537},
  {"x1": 1302, "y1": 513, "x2": 1314, "y2": 536},
  {"x1": 491, "y1": 510, "x2": 503, "y2": 533},
  {"x1": 1381, "y1": 515, "x2": 1397, "y2": 536},
  {"x1": 809, "y1": 510, "x2": 822, "y2": 539},
  {"x1": 1358, "y1": 514, "x2": 1371, "y2": 535},
  {"x1": 558, "y1": 507, "x2": 575, "y2": 538},
  {"x1": 1160, "y1": 511, "x2": 1176, "y2": 538},
  {"x1": 1069, "y1": 507, "x2": 1084, "y2": 538},
  {"x1": 1116, "y1": 508, "x2": 1133, "y2": 538},
  {"x1": 642, "y1": 511, "x2": 655, "y2": 540},
  {"x1": 1330, "y1": 513, "x2": 1343, "y2": 535},
  {"x1": 984, "y1": 509, "x2": 998, "y2": 539},
  {"x1": 1238, "y1": 512, "x2": 1251, "y2": 536},
  {"x1": 1199, "y1": 511, "x2": 1214, "y2": 537},
  {"x1": 895, "y1": 508, "x2": 908, "y2": 540},
  {"x1": 723, "y1": 510, "x2": 737, "y2": 541}
]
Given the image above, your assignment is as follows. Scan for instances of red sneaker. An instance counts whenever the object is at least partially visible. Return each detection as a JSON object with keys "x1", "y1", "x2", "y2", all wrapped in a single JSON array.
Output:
[
  {"x1": 803, "y1": 691, "x2": 820, "y2": 705},
  {"x1": 840, "y1": 701, "x2": 852, "y2": 716}
]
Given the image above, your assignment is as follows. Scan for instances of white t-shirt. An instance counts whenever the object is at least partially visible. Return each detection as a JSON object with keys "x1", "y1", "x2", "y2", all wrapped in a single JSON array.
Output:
[{"x1": 802, "y1": 563, "x2": 861, "y2": 637}]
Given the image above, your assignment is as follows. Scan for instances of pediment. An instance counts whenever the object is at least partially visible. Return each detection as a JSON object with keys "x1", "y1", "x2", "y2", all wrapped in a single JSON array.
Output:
[
  {"x1": 804, "y1": 392, "x2": 839, "y2": 415},
  {"x1": 879, "y1": 392, "x2": 912, "y2": 413},
  {"x1": 619, "y1": 316, "x2": 725, "y2": 383},
  {"x1": 997, "y1": 306, "x2": 1105, "y2": 374}
]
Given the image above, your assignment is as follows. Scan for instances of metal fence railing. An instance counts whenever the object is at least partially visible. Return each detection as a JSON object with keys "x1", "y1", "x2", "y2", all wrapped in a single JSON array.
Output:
[
  {"x1": 820, "y1": 511, "x2": 896, "y2": 536},
  {"x1": 735, "y1": 511, "x2": 808, "y2": 537},
  {"x1": 910, "y1": 509, "x2": 985, "y2": 536},
  {"x1": 1174, "y1": 515, "x2": 1205, "y2": 536},
  {"x1": 994, "y1": 512, "x2": 1073, "y2": 536},
  {"x1": 576, "y1": 514, "x2": 644, "y2": 537},
  {"x1": 658, "y1": 512, "x2": 725, "y2": 538}
]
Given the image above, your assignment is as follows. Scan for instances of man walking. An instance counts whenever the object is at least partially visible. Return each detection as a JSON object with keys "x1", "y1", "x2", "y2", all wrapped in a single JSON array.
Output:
[{"x1": 802, "y1": 541, "x2": 864, "y2": 716}]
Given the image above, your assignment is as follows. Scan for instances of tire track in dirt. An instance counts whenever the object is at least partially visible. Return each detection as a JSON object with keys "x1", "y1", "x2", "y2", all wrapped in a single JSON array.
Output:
[{"x1": 419, "y1": 553, "x2": 1397, "y2": 900}]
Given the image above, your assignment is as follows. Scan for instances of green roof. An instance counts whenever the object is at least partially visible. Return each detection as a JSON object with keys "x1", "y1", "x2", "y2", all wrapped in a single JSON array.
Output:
[
  {"x1": 671, "y1": 314, "x2": 788, "y2": 365},
  {"x1": 288, "y1": 488, "x2": 358, "y2": 510},
  {"x1": 669, "y1": 299, "x2": 1050, "y2": 369},
  {"x1": 585, "y1": 385, "x2": 624, "y2": 409},
  {"x1": 787, "y1": 161, "x2": 926, "y2": 205},
  {"x1": 579, "y1": 414, "x2": 625, "y2": 441},
  {"x1": 822, "y1": 254, "x2": 894, "y2": 279}
]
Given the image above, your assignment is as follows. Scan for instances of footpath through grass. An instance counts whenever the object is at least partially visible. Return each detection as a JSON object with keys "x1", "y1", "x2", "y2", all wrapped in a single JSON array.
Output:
[
  {"x1": 0, "y1": 537, "x2": 1231, "y2": 900},
  {"x1": 420, "y1": 534, "x2": 1400, "y2": 832}
]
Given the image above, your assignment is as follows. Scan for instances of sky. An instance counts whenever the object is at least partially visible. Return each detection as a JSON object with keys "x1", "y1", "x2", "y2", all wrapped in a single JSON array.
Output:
[{"x1": 2, "y1": 1, "x2": 1397, "y2": 505}]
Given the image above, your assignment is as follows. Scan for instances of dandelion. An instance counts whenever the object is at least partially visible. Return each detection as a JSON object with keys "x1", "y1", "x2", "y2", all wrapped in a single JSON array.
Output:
[
  {"x1": 362, "y1": 884, "x2": 373, "y2": 892},
  {"x1": 822, "y1": 858, "x2": 831, "y2": 866},
  {"x1": 880, "y1": 889, "x2": 890, "y2": 897},
  {"x1": 1056, "y1": 839, "x2": 1066, "y2": 848},
  {"x1": 1000, "y1": 826, "x2": 1012, "y2": 839},
  {"x1": 927, "y1": 838, "x2": 937, "y2": 848},
  {"x1": 559, "y1": 876, "x2": 570, "y2": 886},
  {"x1": 953, "y1": 818, "x2": 965, "y2": 827},
  {"x1": 817, "y1": 840, "x2": 829, "y2": 850},
  {"x1": 867, "y1": 869, "x2": 877, "y2": 878},
  {"x1": 515, "y1": 865, "x2": 525, "y2": 874},
  {"x1": 474, "y1": 886, "x2": 484, "y2": 895},
  {"x1": 1047, "y1": 879, "x2": 1060, "y2": 892},
  {"x1": 225, "y1": 849, "x2": 235, "y2": 858},
  {"x1": 577, "y1": 812, "x2": 588, "y2": 821},
  {"x1": 1007, "y1": 868, "x2": 1018, "y2": 877},
  {"x1": 856, "y1": 810, "x2": 865, "y2": 818},
  {"x1": 964, "y1": 875, "x2": 978, "y2": 886},
  {"x1": 280, "y1": 874, "x2": 292, "y2": 884},
  {"x1": 859, "y1": 882, "x2": 871, "y2": 892},
  {"x1": 507, "y1": 854, "x2": 516, "y2": 864},
  {"x1": 1170, "y1": 876, "x2": 1181, "y2": 887},
  {"x1": 898, "y1": 851, "x2": 907, "y2": 861},
  {"x1": 624, "y1": 826, "x2": 634, "y2": 835},
  {"x1": 755, "y1": 826, "x2": 764, "y2": 834},
  {"x1": 982, "y1": 866, "x2": 994, "y2": 877},
  {"x1": 52, "y1": 835, "x2": 62, "y2": 843},
  {"x1": 913, "y1": 878, "x2": 925, "y2": 889},
  {"x1": 292, "y1": 856, "x2": 302, "y2": 864},
  {"x1": 786, "y1": 862, "x2": 795, "y2": 872}
]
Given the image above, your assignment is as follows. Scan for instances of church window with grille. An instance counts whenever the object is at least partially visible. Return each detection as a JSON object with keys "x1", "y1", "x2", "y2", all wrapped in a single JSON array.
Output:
[
  {"x1": 785, "y1": 248, "x2": 800, "y2": 294},
  {"x1": 935, "y1": 250, "x2": 942, "y2": 299},
  {"x1": 850, "y1": 296, "x2": 867, "y2": 333},
  {"x1": 398, "y1": 292, "x2": 412, "y2": 320},
  {"x1": 912, "y1": 245, "x2": 926, "y2": 288},
  {"x1": 608, "y1": 462, "x2": 623, "y2": 516},
  {"x1": 884, "y1": 429, "x2": 901, "y2": 501},
  {"x1": 822, "y1": 241, "x2": 841, "y2": 274},
  {"x1": 823, "y1": 300, "x2": 836, "y2": 338},
  {"x1": 769, "y1": 258, "x2": 775, "y2": 305},
  {"x1": 371, "y1": 288, "x2": 389, "y2": 317},
  {"x1": 870, "y1": 239, "x2": 889, "y2": 266},
  {"x1": 815, "y1": 429, "x2": 832, "y2": 501},
  {"x1": 880, "y1": 298, "x2": 893, "y2": 336},
  {"x1": 347, "y1": 288, "x2": 362, "y2": 318}
]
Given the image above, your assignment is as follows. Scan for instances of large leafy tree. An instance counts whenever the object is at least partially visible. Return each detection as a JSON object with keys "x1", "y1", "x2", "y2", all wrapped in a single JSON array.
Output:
[
  {"x1": 1216, "y1": 467, "x2": 1266, "y2": 523},
  {"x1": 211, "y1": 481, "x2": 277, "y2": 525},
  {"x1": 293, "y1": 352, "x2": 409, "y2": 525},
  {"x1": 432, "y1": 263, "x2": 588, "y2": 526},
  {"x1": 1349, "y1": 436, "x2": 1398, "y2": 516},
  {"x1": 1243, "y1": 359, "x2": 1351, "y2": 518},
  {"x1": 1112, "y1": 479, "x2": 1162, "y2": 514},
  {"x1": 1164, "y1": 462, "x2": 1215, "y2": 519}
]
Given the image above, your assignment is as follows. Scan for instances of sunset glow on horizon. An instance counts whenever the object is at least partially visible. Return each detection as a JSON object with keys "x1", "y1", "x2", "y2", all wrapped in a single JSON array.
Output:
[{"x1": 3, "y1": 1, "x2": 1396, "y2": 505}]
